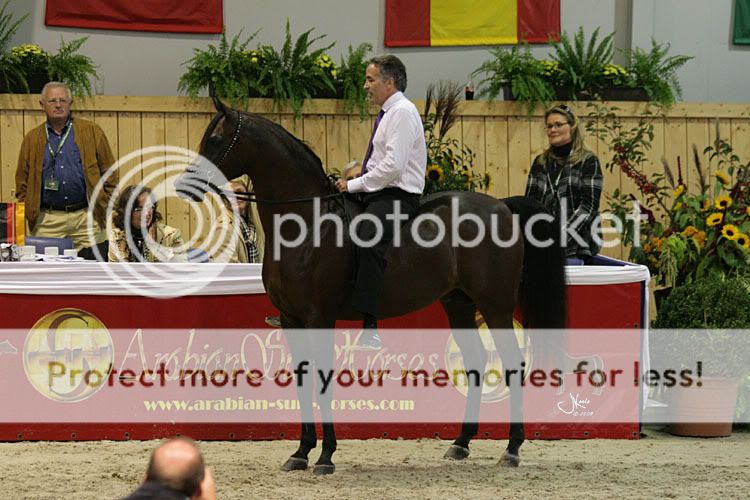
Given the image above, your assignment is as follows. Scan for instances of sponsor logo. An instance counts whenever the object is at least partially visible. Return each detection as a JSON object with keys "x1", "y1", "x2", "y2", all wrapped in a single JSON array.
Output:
[{"x1": 23, "y1": 308, "x2": 113, "y2": 403}]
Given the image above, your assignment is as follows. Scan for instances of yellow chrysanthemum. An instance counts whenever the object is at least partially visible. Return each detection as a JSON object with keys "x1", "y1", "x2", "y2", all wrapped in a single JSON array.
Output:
[
  {"x1": 706, "y1": 213, "x2": 724, "y2": 227},
  {"x1": 672, "y1": 184, "x2": 685, "y2": 198},
  {"x1": 715, "y1": 195, "x2": 732, "y2": 210},
  {"x1": 736, "y1": 233, "x2": 750, "y2": 250},
  {"x1": 426, "y1": 164, "x2": 445, "y2": 183},
  {"x1": 715, "y1": 170, "x2": 731, "y2": 185},
  {"x1": 251, "y1": 57, "x2": 258, "y2": 64},
  {"x1": 721, "y1": 224, "x2": 740, "y2": 240},
  {"x1": 331, "y1": 70, "x2": 336, "y2": 78},
  {"x1": 681, "y1": 225, "x2": 698, "y2": 238}
]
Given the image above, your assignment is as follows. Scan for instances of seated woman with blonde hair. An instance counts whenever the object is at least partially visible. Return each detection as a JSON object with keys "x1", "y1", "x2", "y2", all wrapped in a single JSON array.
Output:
[
  {"x1": 108, "y1": 185, "x2": 186, "y2": 262},
  {"x1": 211, "y1": 179, "x2": 262, "y2": 263}
]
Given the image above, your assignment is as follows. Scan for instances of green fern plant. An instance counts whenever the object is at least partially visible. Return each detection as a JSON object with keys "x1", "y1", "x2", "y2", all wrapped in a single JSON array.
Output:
[
  {"x1": 624, "y1": 39, "x2": 693, "y2": 107},
  {"x1": 337, "y1": 42, "x2": 372, "y2": 120},
  {"x1": 0, "y1": 0, "x2": 29, "y2": 92},
  {"x1": 47, "y1": 36, "x2": 98, "y2": 97},
  {"x1": 471, "y1": 45, "x2": 553, "y2": 113},
  {"x1": 551, "y1": 27, "x2": 615, "y2": 96},
  {"x1": 178, "y1": 30, "x2": 258, "y2": 105},
  {"x1": 258, "y1": 20, "x2": 335, "y2": 118}
]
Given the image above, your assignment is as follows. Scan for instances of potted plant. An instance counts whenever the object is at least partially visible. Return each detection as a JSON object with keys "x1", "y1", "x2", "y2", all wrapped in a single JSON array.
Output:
[
  {"x1": 422, "y1": 81, "x2": 490, "y2": 195},
  {"x1": 178, "y1": 30, "x2": 259, "y2": 105},
  {"x1": 471, "y1": 44, "x2": 553, "y2": 113},
  {"x1": 651, "y1": 276, "x2": 750, "y2": 436},
  {"x1": 46, "y1": 36, "x2": 98, "y2": 97},
  {"x1": 597, "y1": 63, "x2": 649, "y2": 101},
  {"x1": 336, "y1": 42, "x2": 372, "y2": 119},
  {"x1": 0, "y1": 1, "x2": 28, "y2": 93},
  {"x1": 9, "y1": 43, "x2": 48, "y2": 93},
  {"x1": 257, "y1": 20, "x2": 335, "y2": 118},
  {"x1": 623, "y1": 39, "x2": 693, "y2": 107},
  {"x1": 550, "y1": 26, "x2": 615, "y2": 100}
]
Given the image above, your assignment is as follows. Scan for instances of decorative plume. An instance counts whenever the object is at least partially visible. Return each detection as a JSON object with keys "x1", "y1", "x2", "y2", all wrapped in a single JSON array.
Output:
[
  {"x1": 424, "y1": 80, "x2": 462, "y2": 140},
  {"x1": 676, "y1": 156, "x2": 684, "y2": 186},
  {"x1": 692, "y1": 144, "x2": 706, "y2": 191},
  {"x1": 660, "y1": 157, "x2": 675, "y2": 188}
]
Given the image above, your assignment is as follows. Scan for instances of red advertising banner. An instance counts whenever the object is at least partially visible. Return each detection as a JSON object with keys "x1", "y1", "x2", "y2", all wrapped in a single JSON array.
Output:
[
  {"x1": 0, "y1": 278, "x2": 645, "y2": 441},
  {"x1": 45, "y1": 0, "x2": 223, "y2": 34}
]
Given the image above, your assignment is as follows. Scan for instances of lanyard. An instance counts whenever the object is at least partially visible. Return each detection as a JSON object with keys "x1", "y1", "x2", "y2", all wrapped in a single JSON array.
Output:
[{"x1": 45, "y1": 121, "x2": 73, "y2": 160}]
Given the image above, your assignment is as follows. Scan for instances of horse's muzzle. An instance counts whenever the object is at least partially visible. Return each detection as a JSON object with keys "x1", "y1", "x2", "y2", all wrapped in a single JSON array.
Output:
[{"x1": 174, "y1": 169, "x2": 207, "y2": 202}]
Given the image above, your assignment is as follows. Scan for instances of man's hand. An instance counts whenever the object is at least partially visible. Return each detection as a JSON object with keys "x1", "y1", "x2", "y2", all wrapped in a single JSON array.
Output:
[{"x1": 335, "y1": 179, "x2": 348, "y2": 192}]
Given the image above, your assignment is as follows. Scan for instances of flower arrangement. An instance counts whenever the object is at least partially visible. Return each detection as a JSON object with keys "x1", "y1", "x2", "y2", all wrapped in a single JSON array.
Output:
[
  {"x1": 587, "y1": 104, "x2": 750, "y2": 288},
  {"x1": 422, "y1": 81, "x2": 489, "y2": 195}
]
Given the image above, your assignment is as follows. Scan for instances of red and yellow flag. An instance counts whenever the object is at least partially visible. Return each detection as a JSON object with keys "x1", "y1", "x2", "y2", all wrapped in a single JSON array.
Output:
[{"x1": 385, "y1": 0, "x2": 560, "y2": 47}]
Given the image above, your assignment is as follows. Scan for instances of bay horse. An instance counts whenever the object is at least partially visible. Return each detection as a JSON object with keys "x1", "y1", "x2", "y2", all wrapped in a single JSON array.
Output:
[{"x1": 176, "y1": 97, "x2": 566, "y2": 475}]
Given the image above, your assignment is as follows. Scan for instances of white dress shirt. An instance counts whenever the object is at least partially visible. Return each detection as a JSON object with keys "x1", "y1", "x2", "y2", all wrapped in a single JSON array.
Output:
[{"x1": 347, "y1": 92, "x2": 427, "y2": 194}]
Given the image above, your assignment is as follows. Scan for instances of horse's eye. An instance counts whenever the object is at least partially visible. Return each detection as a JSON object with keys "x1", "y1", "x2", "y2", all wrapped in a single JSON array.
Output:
[{"x1": 206, "y1": 135, "x2": 223, "y2": 148}]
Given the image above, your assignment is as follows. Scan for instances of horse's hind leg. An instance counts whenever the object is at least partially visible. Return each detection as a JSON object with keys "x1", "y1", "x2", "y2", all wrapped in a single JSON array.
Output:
[
  {"x1": 440, "y1": 290, "x2": 486, "y2": 461},
  {"x1": 479, "y1": 307, "x2": 525, "y2": 467},
  {"x1": 281, "y1": 315, "x2": 317, "y2": 472},
  {"x1": 312, "y1": 327, "x2": 337, "y2": 476}
]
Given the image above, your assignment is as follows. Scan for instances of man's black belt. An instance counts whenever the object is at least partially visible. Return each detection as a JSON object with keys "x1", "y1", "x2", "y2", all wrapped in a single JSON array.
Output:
[{"x1": 41, "y1": 201, "x2": 88, "y2": 212}]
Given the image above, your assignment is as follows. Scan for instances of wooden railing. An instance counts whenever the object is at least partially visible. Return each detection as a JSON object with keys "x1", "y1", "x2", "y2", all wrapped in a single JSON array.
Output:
[{"x1": 2, "y1": 95, "x2": 749, "y2": 259}]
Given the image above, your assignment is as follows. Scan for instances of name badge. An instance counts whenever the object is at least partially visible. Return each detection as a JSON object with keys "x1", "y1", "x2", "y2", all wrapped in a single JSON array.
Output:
[{"x1": 44, "y1": 179, "x2": 60, "y2": 191}]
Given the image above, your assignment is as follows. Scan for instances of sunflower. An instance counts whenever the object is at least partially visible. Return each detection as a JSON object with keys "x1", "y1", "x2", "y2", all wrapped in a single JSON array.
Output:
[
  {"x1": 672, "y1": 184, "x2": 685, "y2": 198},
  {"x1": 426, "y1": 164, "x2": 445, "y2": 183},
  {"x1": 715, "y1": 170, "x2": 731, "y2": 185},
  {"x1": 693, "y1": 231, "x2": 707, "y2": 249},
  {"x1": 701, "y1": 199, "x2": 711, "y2": 212},
  {"x1": 746, "y1": 206, "x2": 750, "y2": 217},
  {"x1": 736, "y1": 233, "x2": 750, "y2": 250},
  {"x1": 674, "y1": 202, "x2": 683, "y2": 211},
  {"x1": 706, "y1": 213, "x2": 723, "y2": 227},
  {"x1": 721, "y1": 224, "x2": 740, "y2": 240},
  {"x1": 715, "y1": 195, "x2": 732, "y2": 210}
]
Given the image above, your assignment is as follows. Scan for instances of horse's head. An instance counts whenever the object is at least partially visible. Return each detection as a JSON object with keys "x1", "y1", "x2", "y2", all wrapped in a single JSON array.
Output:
[{"x1": 175, "y1": 96, "x2": 244, "y2": 202}]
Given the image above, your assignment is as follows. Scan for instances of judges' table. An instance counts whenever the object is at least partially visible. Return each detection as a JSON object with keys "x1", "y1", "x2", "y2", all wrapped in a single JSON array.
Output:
[{"x1": 0, "y1": 258, "x2": 649, "y2": 441}]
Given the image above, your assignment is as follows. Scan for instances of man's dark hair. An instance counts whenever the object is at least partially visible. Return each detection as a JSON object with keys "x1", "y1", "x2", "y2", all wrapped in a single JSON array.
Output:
[
  {"x1": 369, "y1": 55, "x2": 407, "y2": 92},
  {"x1": 145, "y1": 437, "x2": 205, "y2": 496}
]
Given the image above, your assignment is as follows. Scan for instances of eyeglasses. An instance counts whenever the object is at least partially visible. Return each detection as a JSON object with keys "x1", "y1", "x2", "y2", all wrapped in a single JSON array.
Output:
[
  {"x1": 44, "y1": 98, "x2": 70, "y2": 105},
  {"x1": 545, "y1": 121, "x2": 570, "y2": 131}
]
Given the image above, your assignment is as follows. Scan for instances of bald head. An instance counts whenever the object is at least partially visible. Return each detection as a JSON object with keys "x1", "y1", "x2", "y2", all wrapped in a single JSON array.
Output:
[{"x1": 146, "y1": 437, "x2": 205, "y2": 496}]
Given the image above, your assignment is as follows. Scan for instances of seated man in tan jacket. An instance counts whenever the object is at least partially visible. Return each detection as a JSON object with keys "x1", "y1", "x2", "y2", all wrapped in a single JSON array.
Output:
[{"x1": 15, "y1": 81, "x2": 117, "y2": 249}]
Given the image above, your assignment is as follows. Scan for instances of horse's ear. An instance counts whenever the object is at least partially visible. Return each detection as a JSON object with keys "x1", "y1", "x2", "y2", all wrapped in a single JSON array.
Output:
[{"x1": 212, "y1": 95, "x2": 229, "y2": 117}]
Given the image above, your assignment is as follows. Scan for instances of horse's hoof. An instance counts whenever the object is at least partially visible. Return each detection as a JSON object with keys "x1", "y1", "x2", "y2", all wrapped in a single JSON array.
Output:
[
  {"x1": 498, "y1": 451, "x2": 520, "y2": 467},
  {"x1": 444, "y1": 444, "x2": 470, "y2": 460},
  {"x1": 281, "y1": 457, "x2": 308, "y2": 471},
  {"x1": 313, "y1": 464, "x2": 336, "y2": 476}
]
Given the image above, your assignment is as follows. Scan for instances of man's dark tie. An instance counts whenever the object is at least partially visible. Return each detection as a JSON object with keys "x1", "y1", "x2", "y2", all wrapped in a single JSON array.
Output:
[{"x1": 361, "y1": 109, "x2": 385, "y2": 173}]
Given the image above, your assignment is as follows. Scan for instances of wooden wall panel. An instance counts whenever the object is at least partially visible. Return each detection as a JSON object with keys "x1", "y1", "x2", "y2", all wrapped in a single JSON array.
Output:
[{"x1": 1, "y1": 95, "x2": 748, "y2": 269}]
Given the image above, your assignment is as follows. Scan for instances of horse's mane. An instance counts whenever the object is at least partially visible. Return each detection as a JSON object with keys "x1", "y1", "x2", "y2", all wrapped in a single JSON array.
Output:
[{"x1": 240, "y1": 111, "x2": 334, "y2": 191}]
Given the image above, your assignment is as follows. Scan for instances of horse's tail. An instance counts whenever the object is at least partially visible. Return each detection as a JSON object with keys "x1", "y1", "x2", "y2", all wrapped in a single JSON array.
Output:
[{"x1": 502, "y1": 196, "x2": 567, "y2": 330}]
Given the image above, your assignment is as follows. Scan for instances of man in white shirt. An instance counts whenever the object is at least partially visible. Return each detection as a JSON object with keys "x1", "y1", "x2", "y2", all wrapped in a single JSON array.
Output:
[{"x1": 335, "y1": 55, "x2": 427, "y2": 348}]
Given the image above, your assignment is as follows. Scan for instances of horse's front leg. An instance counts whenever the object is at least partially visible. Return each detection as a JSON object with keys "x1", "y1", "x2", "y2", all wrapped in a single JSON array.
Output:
[{"x1": 281, "y1": 314, "x2": 317, "y2": 471}]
